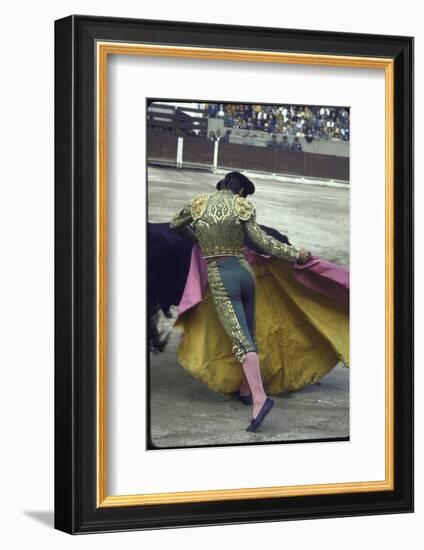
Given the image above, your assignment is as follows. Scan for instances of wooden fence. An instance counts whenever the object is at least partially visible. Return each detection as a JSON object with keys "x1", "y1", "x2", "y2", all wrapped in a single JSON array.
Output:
[{"x1": 147, "y1": 103, "x2": 208, "y2": 136}]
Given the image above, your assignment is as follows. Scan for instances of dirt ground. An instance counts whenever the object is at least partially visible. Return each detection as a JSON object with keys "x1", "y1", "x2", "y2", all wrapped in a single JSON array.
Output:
[
  {"x1": 148, "y1": 166, "x2": 350, "y2": 266},
  {"x1": 148, "y1": 166, "x2": 349, "y2": 448}
]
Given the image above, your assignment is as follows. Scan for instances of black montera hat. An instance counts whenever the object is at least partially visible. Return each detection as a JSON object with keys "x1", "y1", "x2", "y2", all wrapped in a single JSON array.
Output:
[{"x1": 216, "y1": 171, "x2": 255, "y2": 195}]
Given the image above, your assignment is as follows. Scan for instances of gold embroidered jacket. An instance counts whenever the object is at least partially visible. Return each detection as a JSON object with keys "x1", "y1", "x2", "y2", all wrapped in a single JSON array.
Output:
[{"x1": 170, "y1": 189, "x2": 299, "y2": 262}]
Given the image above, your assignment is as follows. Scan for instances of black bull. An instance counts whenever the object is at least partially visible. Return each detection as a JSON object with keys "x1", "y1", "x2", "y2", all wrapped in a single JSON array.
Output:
[{"x1": 148, "y1": 222, "x2": 291, "y2": 352}]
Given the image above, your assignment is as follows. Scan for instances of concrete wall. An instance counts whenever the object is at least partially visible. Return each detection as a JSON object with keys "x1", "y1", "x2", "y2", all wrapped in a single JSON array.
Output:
[
  {"x1": 207, "y1": 120, "x2": 349, "y2": 157},
  {"x1": 228, "y1": 130, "x2": 349, "y2": 157}
]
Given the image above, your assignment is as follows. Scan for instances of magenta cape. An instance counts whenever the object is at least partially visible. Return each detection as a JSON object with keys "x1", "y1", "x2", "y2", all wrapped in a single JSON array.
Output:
[{"x1": 177, "y1": 245, "x2": 349, "y2": 316}]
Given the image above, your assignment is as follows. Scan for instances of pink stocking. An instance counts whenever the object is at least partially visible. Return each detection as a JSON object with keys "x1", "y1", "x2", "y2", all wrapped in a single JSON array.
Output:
[
  {"x1": 242, "y1": 351, "x2": 267, "y2": 418},
  {"x1": 239, "y1": 371, "x2": 251, "y2": 396}
]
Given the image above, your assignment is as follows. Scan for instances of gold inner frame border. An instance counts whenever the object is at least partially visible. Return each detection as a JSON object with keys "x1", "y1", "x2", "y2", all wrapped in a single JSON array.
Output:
[{"x1": 96, "y1": 42, "x2": 395, "y2": 508}]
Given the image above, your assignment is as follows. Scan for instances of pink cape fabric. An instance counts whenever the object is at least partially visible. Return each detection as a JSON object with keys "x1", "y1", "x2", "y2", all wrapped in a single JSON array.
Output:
[
  {"x1": 177, "y1": 246, "x2": 209, "y2": 315},
  {"x1": 177, "y1": 245, "x2": 349, "y2": 316},
  {"x1": 291, "y1": 256, "x2": 349, "y2": 307}
]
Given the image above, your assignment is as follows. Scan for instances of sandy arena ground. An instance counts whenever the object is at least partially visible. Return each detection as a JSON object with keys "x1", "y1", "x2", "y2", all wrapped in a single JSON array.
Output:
[{"x1": 148, "y1": 166, "x2": 349, "y2": 448}]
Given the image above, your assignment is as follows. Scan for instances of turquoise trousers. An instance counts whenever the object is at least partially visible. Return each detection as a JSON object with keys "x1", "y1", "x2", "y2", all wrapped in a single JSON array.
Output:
[{"x1": 206, "y1": 256, "x2": 258, "y2": 363}]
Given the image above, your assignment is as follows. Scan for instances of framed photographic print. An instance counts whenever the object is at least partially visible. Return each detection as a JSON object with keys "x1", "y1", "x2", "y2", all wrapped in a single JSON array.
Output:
[{"x1": 54, "y1": 15, "x2": 413, "y2": 534}]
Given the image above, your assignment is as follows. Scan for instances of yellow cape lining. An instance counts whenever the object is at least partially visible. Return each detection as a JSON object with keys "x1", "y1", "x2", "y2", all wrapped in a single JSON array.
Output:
[{"x1": 174, "y1": 258, "x2": 349, "y2": 396}]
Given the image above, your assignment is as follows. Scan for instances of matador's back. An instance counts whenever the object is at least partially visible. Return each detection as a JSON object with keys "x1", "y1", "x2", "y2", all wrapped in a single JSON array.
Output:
[
  {"x1": 190, "y1": 189, "x2": 252, "y2": 257},
  {"x1": 170, "y1": 188, "x2": 299, "y2": 262}
]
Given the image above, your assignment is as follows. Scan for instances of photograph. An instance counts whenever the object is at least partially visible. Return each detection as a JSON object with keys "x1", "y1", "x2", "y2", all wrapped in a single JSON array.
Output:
[{"x1": 147, "y1": 99, "x2": 350, "y2": 449}]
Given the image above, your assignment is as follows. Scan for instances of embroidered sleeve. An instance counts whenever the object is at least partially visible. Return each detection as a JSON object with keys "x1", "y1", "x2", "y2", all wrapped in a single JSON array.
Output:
[
  {"x1": 243, "y1": 207, "x2": 300, "y2": 262},
  {"x1": 169, "y1": 202, "x2": 197, "y2": 241},
  {"x1": 170, "y1": 202, "x2": 193, "y2": 229}
]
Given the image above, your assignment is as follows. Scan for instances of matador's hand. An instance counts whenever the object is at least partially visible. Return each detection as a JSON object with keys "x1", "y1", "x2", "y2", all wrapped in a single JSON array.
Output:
[{"x1": 297, "y1": 247, "x2": 312, "y2": 264}]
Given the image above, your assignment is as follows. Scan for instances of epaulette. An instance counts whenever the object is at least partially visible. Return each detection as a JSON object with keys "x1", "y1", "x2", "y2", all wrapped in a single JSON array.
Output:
[
  {"x1": 234, "y1": 195, "x2": 255, "y2": 221},
  {"x1": 190, "y1": 194, "x2": 209, "y2": 220}
]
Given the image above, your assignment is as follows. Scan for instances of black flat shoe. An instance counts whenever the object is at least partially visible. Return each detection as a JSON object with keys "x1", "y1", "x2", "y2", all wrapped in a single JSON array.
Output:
[
  {"x1": 246, "y1": 398, "x2": 274, "y2": 432},
  {"x1": 233, "y1": 391, "x2": 253, "y2": 406}
]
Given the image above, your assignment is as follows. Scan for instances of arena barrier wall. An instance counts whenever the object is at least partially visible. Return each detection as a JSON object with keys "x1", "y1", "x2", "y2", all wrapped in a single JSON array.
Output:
[{"x1": 147, "y1": 132, "x2": 349, "y2": 182}]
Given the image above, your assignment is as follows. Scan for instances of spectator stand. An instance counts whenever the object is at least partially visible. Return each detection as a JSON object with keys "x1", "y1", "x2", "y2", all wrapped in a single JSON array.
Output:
[{"x1": 147, "y1": 102, "x2": 349, "y2": 183}]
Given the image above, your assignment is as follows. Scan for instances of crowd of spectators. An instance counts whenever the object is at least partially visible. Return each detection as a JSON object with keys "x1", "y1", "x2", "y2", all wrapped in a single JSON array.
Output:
[{"x1": 206, "y1": 103, "x2": 350, "y2": 141}]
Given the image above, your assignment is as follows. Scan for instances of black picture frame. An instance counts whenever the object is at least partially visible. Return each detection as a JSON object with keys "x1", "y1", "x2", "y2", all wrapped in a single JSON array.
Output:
[{"x1": 54, "y1": 15, "x2": 414, "y2": 534}]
